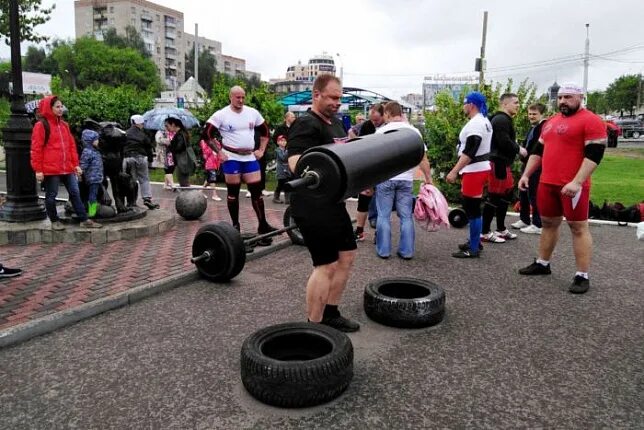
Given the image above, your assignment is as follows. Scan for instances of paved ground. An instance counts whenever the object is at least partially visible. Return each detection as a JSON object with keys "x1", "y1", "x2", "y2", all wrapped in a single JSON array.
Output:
[{"x1": 0, "y1": 214, "x2": 642, "y2": 429}]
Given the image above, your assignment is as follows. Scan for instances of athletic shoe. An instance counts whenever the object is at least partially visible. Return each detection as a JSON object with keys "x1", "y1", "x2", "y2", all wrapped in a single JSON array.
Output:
[
  {"x1": 496, "y1": 229, "x2": 518, "y2": 240},
  {"x1": 51, "y1": 221, "x2": 66, "y2": 231},
  {"x1": 321, "y1": 315, "x2": 360, "y2": 332},
  {"x1": 518, "y1": 259, "x2": 551, "y2": 275},
  {"x1": 212, "y1": 196, "x2": 222, "y2": 201},
  {"x1": 511, "y1": 220, "x2": 529, "y2": 229},
  {"x1": 354, "y1": 229, "x2": 365, "y2": 242},
  {"x1": 143, "y1": 198, "x2": 160, "y2": 210},
  {"x1": 569, "y1": 275, "x2": 590, "y2": 294},
  {"x1": 520, "y1": 225, "x2": 542, "y2": 235},
  {"x1": 245, "y1": 190, "x2": 252, "y2": 198},
  {"x1": 481, "y1": 232, "x2": 506, "y2": 243},
  {"x1": 0, "y1": 265, "x2": 22, "y2": 278},
  {"x1": 452, "y1": 249, "x2": 480, "y2": 258},
  {"x1": 80, "y1": 219, "x2": 103, "y2": 229},
  {"x1": 458, "y1": 240, "x2": 483, "y2": 251}
]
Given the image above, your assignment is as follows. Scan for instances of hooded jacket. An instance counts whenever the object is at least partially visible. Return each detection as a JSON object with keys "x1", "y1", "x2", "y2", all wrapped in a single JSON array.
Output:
[
  {"x1": 30, "y1": 95, "x2": 79, "y2": 175},
  {"x1": 80, "y1": 142, "x2": 104, "y2": 184}
]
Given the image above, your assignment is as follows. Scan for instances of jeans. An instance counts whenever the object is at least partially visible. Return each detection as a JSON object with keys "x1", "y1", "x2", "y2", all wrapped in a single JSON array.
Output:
[
  {"x1": 123, "y1": 155, "x2": 151, "y2": 199},
  {"x1": 87, "y1": 183, "x2": 100, "y2": 203},
  {"x1": 368, "y1": 188, "x2": 378, "y2": 223},
  {"x1": 375, "y1": 180, "x2": 414, "y2": 258},
  {"x1": 519, "y1": 170, "x2": 542, "y2": 228},
  {"x1": 44, "y1": 174, "x2": 87, "y2": 222}
]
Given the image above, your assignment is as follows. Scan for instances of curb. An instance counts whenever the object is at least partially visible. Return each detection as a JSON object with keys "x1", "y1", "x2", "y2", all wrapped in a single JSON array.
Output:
[{"x1": 0, "y1": 238, "x2": 293, "y2": 349}]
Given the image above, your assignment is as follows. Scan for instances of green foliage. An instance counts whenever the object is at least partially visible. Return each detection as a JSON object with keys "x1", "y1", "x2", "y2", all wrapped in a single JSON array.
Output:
[
  {"x1": 185, "y1": 45, "x2": 217, "y2": 95},
  {"x1": 0, "y1": 0, "x2": 54, "y2": 45},
  {"x1": 0, "y1": 60, "x2": 10, "y2": 97},
  {"x1": 605, "y1": 74, "x2": 641, "y2": 116},
  {"x1": 51, "y1": 80, "x2": 155, "y2": 128},
  {"x1": 103, "y1": 25, "x2": 150, "y2": 59},
  {"x1": 587, "y1": 90, "x2": 609, "y2": 115},
  {"x1": 424, "y1": 79, "x2": 540, "y2": 203},
  {"x1": 0, "y1": 96, "x2": 10, "y2": 144},
  {"x1": 51, "y1": 37, "x2": 161, "y2": 92}
]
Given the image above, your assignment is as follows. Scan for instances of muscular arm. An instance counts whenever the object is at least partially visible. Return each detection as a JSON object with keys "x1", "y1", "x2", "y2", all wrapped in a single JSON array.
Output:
[
  {"x1": 288, "y1": 154, "x2": 300, "y2": 174},
  {"x1": 419, "y1": 154, "x2": 432, "y2": 184},
  {"x1": 256, "y1": 122, "x2": 270, "y2": 153}
]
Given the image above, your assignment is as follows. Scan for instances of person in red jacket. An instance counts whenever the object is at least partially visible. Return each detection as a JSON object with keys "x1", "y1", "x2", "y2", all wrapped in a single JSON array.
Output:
[{"x1": 30, "y1": 95, "x2": 102, "y2": 230}]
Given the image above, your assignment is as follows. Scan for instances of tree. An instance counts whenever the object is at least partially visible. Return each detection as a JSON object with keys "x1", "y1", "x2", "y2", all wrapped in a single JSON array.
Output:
[
  {"x1": 23, "y1": 45, "x2": 46, "y2": 72},
  {"x1": 605, "y1": 74, "x2": 640, "y2": 116},
  {"x1": 0, "y1": 0, "x2": 55, "y2": 45},
  {"x1": 424, "y1": 79, "x2": 540, "y2": 202},
  {"x1": 587, "y1": 90, "x2": 609, "y2": 115},
  {"x1": 51, "y1": 36, "x2": 161, "y2": 92},
  {"x1": 185, "y1": 45, "x2": 217, "y2": 94},
  {"x1": 0, "y1": 61, "x2": 11, "y2": 97},
  {"x1": 103, "y1": 25, "x2": 150, "y2": 58}
]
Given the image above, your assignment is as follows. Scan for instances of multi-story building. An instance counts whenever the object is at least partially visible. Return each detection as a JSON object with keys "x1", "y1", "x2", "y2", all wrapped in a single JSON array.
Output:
[
  {"x1": 75, "y1": 0, "x2": 259, "y2": 90},
  {"x1": 270, "y1": 53, "x2": 337, "y2": 94},
  {"x1": 401, "y1": 93, "x2": 424, "y2": 110}
]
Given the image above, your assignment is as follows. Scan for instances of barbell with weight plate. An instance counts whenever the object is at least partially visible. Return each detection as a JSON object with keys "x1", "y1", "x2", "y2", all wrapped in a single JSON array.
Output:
[{"x1": 448, "y1": 208, "x2": 468, "y2": 228}]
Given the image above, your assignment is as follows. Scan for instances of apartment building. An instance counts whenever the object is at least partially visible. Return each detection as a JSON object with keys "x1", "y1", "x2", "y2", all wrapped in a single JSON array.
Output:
[{"x1": 270, "y1": 53, "x2": 337, "y2": 94}]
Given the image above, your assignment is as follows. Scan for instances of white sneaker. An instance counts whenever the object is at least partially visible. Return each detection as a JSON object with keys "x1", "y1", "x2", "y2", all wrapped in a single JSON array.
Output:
[
  {"x1": 481, "y1": 232, "x2": 506, "y2": 243},
  {"x1": 245, "y1": 191, "x2": 251, "y2": 198},
  {"x1": 496, "y1": 229, "x2": 518, "y2": 240},
  {"x1": 520, "y1": 225, "x2": 542, "y2": 235},
  {"x1": 511, "y1": 220, "x2": 529, "y2": 229},
  {"x1": 212, "y1": 196, "x2": 222, "y2": 201}
]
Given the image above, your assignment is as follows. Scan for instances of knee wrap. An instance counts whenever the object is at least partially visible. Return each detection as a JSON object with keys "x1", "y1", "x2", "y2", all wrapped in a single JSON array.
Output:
[
  {"x1": 247, "y1": 181, "x2": 263, "y2": 200},
  {"x1": 357, "y1": 193, "x2": 373, "y2": 212},
  {"x1": 226, "y1": 183, "x2": 241, "y2": 200},
  {"x1": 463, "y1": 197, "x2": 482, "y2": 218}
]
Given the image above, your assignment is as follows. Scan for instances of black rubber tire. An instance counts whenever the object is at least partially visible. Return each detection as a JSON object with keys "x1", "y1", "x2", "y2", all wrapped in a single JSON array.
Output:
[
  {"x1": 364, "y1": 277, "x2": 446, "y2": 328},
  {"x1": 240, "y1": 322, "x2": 353, "y2": 408},
  {"x1": 632, "y1": 131, "x2": 641, "y2": 139},
  {"x1": 192, "y1": 223, "x2": 246, "y2": 282},
  {"x1": 283, "y1": 206, "x2": 305, "y2": 246}
]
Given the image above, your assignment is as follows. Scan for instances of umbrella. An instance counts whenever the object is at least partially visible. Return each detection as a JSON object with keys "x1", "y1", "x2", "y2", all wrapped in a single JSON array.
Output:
[
  {"x1": 141, "y1": 107, "x2": 200, "y2": 130},
  {"x1": 24, "y1": 99, "x2": 68, "y2": 114}
]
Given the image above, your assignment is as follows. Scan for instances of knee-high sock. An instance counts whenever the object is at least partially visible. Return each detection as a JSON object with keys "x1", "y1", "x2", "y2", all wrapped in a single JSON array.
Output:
[
  {"x1": 469, "y1": 217, "x2": 482, "y2": 252},
  {"x1": 248, "y1": 181, "x2": 269, "y2": 230},
  {"x1": 226, "y1": 183, "x2": 241, "y2": 227}
]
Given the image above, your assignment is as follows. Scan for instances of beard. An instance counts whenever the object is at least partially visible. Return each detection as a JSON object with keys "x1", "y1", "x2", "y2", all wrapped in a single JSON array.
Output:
[{"x1": 559, "y1": 103, "x2": 580, "y2": 116}]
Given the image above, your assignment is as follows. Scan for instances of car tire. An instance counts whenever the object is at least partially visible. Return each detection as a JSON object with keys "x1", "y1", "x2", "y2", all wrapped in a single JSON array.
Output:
[
  {"x1": 283, "y1": 206, "x2": 305, "y2": 246},
  {"x1": 240, "y1": 322, "x2": 354, "y2": 408},
  {"x1": 632, "y1": 131, "x2": 641, "y2": 139},
  {"x1": 364, "y1": 277, "x2": 446, "y2": 328}
]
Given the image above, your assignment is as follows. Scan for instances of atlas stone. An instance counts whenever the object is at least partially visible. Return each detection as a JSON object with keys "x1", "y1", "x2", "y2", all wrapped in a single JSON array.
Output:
[{"x1": 175, "y1": 190, "x2": 207, "y2": 220}]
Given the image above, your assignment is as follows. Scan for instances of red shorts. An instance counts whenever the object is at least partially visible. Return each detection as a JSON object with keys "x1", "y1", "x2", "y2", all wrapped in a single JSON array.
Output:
[
  {"x1": 461, "y1": 171, "x2": 488, "y2": 197},
  {"x1": 488, "y1": 162, "x2": 514, "y2": 194},
  {"x1": 537, "y1": 183, "x2": 590, "y2": 221}
]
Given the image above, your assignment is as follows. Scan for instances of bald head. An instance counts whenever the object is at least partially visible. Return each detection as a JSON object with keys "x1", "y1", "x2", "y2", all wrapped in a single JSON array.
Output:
[{"x1": 229, "y1": 86, "x2": 246, "y2": 112}]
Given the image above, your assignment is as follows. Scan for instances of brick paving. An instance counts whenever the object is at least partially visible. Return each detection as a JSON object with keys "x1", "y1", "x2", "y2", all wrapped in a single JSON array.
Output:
[{"x1": 0, "y1": 185, "x2": 290, "y2": 331}]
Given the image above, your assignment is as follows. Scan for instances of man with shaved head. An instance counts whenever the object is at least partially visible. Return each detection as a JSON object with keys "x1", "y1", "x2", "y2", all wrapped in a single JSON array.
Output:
[
  {"x1": 518, "y1": 83, "x2": 607, "y2": 294},
  {"x1": 202, "y1": 86, "x2": 276, "y2": 240}
]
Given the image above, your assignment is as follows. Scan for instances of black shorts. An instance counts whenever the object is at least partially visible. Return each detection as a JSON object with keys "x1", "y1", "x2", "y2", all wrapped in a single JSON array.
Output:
[{"x1": 293, "y1": 210, "x2": 357, "y2": 267}]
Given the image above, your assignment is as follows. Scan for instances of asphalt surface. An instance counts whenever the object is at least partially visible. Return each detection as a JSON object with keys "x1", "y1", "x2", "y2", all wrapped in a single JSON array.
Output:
[{"x1": 1, "y1": 220, "x2": 642, "y2": 429}]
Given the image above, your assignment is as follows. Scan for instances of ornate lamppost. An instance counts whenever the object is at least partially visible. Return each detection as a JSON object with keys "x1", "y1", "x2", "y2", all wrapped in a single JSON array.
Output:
[{"x1": 1, "y1": 0, "x2": 46, "y2": 222}]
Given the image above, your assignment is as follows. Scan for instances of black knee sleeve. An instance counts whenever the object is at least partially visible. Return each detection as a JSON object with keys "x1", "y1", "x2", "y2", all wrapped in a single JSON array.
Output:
[
  {"x1": 357, "y1": 193, "x2": 372, "y2": 212},
  {"x1": 463, "y1": 197, "x2": 482, "y2": 218},
  {"x1": 226, "y1": 183, "x2": 241, "y2": 200},
  {"x1": 485, "y1": 193, "x2": 503, "y2": 208},
  {"x1": 247, "y1": 181, "x2": 263, "y2": 200}
]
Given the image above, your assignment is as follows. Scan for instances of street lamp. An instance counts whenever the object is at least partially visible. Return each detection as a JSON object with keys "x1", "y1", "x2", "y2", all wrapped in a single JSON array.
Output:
[
  {"x1": 335, "y1": 53, "x2": 344, "y2": 82},
  {"x1": 0, "y1": 0, "x2": 46, "y2": 222}
]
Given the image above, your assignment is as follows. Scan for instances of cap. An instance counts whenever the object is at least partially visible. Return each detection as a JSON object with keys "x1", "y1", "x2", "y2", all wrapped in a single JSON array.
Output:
[
  {"x1": 131, "y1": 114, "x2": 145, "y2": 125},
  {"x1": 276, "y1": 134, "x2": 287, "y2": 141},
  {"x1": 558, "y1": 82, "x2": 584, "y2": 96},
  {"x1": 81, "y1": 129, "x2": 100, "y2": 145},
  {"x1": 464, "y1": 91, "x2": 488, "y2": 116}
]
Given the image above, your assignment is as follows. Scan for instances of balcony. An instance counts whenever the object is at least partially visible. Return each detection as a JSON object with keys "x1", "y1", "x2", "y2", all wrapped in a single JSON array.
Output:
[
  {"x1": 165, "y1": 30, "x2": 176, "y2": 39},
  {"x1": 141, "y1": 12, "x2": 153, "y2": 22},
  {"x1": 164, "y1": 17, "x2": 177, "y2": 28}
]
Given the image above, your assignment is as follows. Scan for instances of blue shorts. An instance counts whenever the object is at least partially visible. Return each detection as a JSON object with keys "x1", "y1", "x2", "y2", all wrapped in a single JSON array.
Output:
[{"x1": 221, "y1": 160, "x2": 260, "y2": 175}]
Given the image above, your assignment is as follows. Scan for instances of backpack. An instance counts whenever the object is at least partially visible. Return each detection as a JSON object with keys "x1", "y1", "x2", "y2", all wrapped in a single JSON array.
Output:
[{"x1": 38, "y1": 118, "x2": 50, "y2": 146}]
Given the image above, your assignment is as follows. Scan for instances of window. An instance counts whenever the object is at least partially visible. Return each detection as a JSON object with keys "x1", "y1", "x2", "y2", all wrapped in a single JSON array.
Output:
[
  {"x1": 109, "y1": 6, "x2": 114, "y2": 13},
  {"x1": 131, "y1": 7, "x2": 135, "y2": 13}
]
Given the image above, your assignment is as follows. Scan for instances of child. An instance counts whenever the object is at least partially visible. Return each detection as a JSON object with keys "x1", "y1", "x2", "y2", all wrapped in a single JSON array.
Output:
[
  {"x1": 272, "y1": 135, "x2": 291, "y2": 204},
  {"x1": 199, "y1": 138, "x2": 222, "y2": 201},
  {"x1": 155, "y1": 122, "x2": 176, "y2": 190},
  {"x1": 79, "y1": 129, "x2": 104, "y2": 218}
]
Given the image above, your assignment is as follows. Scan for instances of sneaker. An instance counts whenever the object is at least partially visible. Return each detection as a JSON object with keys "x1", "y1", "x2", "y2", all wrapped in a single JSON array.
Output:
[
  {"x1": 458, "y1": 240, "x2": 483, "y2": 251},
  {"x1": 272, "y1": 198, "x2": 284, "y2": 204},
  {"x1": 354, "y1": 229, "x2": 365, "y2": 242},
  {"x1": 520, "y1": 225, "x2": 542, "y2": 235},
  {"x1": 321, "y1": 315, "x2": 360, "y2": 332},
  {"x1": 511, "y1": 220, "x2": 529, "y2": 229},
  {"x1": 496, "y1": 229, "x2": 518, "y2": 240},
  {"x1": 245, "y1": 190, "x2": 252, "y2": 198},
  {"x1": 0, "y1": 265, "x2": 22, "y2": 278},
  {"x1": 518, "y1": 259, "x2": 551, "y2": 275},
  {"x1": 80, "y1": 219, "x2": 103, "y2": 229},
  {"x1": 481, "y1": 232, "x2": 506, "y2": 243},
  {"x1": 143, "y1": 199, "x2": 160, "y2": 210},
  {"x1": 51, "y1": 221, "x2": 66, "y2": 231},
  {"x1": 212, "y1": 196, "x2": 222, "y2": 201},
  {"x1": 569, "y1": 275, "x2": 590, "y2": 294},
  {"x1": 452, "y1": 249, "x2": 480, "y2": 258}
]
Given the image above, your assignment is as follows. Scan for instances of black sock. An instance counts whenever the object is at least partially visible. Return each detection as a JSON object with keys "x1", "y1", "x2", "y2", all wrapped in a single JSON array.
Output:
[
  {"x1": 323, "y1": 304, "x2": 340, "y2": 318},
  {"x1": 356, "y1": 226, "x2": 364, "y2": 234}
]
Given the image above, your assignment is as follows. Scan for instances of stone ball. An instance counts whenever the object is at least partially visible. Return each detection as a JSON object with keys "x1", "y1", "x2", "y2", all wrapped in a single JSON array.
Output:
[{"x1": 175, "y1": 190, "x2": 207, "y2": 220}]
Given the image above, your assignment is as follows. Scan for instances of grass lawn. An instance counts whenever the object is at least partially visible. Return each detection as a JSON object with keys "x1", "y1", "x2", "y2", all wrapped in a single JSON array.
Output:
[{"x1": 590, "y1": 148, "x2": 644, "y2": 205}]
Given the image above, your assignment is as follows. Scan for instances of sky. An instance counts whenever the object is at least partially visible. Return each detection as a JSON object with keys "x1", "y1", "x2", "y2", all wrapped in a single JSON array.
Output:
[{"x1": 2, "y1": 0, "x2": 644, "y2": 99}]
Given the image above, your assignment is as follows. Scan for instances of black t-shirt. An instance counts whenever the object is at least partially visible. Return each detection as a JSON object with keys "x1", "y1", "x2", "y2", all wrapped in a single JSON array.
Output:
[{"x1": 287, "y1": 111, "x2": 348, "y2": 218}]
